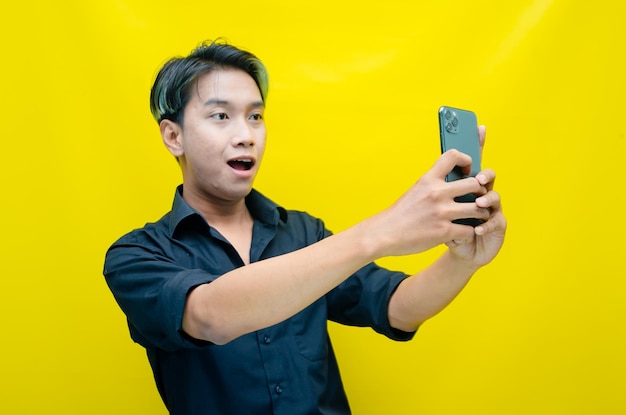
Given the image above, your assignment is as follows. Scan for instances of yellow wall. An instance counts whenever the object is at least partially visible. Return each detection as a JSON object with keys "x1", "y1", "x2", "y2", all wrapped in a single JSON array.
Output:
[{"x1": 1, "y1": 1, "x2": 624, "y2": 413}]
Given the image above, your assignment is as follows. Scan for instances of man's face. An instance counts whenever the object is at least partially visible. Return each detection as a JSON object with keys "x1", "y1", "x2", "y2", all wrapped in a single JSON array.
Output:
[{"x1": 172, "y1": 68, "x2": 266, "y2": 205}]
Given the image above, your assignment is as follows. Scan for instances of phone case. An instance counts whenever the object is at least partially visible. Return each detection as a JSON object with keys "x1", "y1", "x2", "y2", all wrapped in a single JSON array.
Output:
[
  {"x1": 438, "y1": 106, "x2": 483, "y2": 226},
  {"x1": 438, "y1": 106, "x2": 481, "y2": 182}
]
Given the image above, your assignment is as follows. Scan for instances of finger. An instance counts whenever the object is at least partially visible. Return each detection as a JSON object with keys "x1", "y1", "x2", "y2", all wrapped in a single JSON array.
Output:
[
  {"x1": 476, "y1": 168, "x2": 496, "y2": 190},
  {"x1": 453, "y1": 203, "x2": 491, "y2": 224},
  {"x1": 446, "y1": 225, "x2": 476, "y2": 245},
  {"x1": 474, "y1": 193, "x2": 505, "y2": 236},
  {"x1": 431, "y1": 149, "x2": 472, "y2": 179},
  {"x1": 448, "y1": 176, "x2": 487, "y2": 198},
  {"x1": 476, "y1": 190, "x2": 501, "y2": 210},
  {"x1": 478, "y1": 125, "x2": 486, "y2": 154},
  {"x1": 445, "y1": 239, "x2": 463, "y2": 248},
  {"x1": 475, "y1": 211, "x2": 506, "y2": 236}
]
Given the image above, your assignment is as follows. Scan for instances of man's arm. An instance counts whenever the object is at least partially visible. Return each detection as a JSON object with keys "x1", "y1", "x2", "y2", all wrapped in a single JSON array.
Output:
[
  {"x1": 183, "y1": 149, "x2": 492, "y2": 345},
  {"x1": 387, "y1": 165, "x2": 507, "y2": 332},
  {"x1": 387, "y1": 246, "x2": 479, "y2": 332}
]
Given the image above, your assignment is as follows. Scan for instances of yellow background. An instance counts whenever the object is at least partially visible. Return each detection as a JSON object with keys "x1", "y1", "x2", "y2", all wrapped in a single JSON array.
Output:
[{"x1": 1, "y1": 1, "x2": 624, "y2": 413}]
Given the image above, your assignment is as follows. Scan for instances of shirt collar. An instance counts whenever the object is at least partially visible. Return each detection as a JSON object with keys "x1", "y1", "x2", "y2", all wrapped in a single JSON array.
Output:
[{"x1": 168, "y1": 185, "x2": 287, "y2": 237}]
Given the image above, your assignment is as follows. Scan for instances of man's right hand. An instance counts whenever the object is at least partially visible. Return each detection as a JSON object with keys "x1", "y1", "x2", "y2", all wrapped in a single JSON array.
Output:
[{"x1": 359, "y1": 149, "x2": 491, "y2": 258}]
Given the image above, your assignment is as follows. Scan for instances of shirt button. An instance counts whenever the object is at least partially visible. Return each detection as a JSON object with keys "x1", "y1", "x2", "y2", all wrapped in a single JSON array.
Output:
[
  {"x1": 275, "y1": 385, "x2": 282, "y2": 394},
  {"x1": 263, "y1": 335, "x2": 271, "y2": 344}
]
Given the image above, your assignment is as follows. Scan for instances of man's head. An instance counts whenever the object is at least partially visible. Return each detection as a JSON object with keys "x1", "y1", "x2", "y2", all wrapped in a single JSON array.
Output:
[
  {"x1": 151, "y1": 40, "x2": 269, "y2": 206},
  {"x1": 150, "y1": 39, "x2": 269, "y2": 126}
]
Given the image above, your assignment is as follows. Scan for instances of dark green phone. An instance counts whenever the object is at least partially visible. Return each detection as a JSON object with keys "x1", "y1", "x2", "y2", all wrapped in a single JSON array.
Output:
[{"x1": 438, "y1": 106, "x2": 483, "y2": 226}]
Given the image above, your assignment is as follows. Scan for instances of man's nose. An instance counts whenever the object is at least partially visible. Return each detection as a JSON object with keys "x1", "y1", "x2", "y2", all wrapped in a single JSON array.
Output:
[{"x1": 232, "y1": 118, "x2": 255, "y2": 147}]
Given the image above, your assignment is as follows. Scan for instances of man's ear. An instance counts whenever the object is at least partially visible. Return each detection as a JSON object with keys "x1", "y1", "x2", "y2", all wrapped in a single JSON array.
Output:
[{"x1": 160, "y1": 119, "x2": 184, "y2": 157}]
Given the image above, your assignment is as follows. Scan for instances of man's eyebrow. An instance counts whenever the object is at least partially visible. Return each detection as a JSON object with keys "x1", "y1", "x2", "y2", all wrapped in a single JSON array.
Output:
[
  {"x1": 203, "y1": 98, "x2": 229, "y2": 106},
  {"x1": 203, "y1": 99, "x2": 264, "y2": 108}
]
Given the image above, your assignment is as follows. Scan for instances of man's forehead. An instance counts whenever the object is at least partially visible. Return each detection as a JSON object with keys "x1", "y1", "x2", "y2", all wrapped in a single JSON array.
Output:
[{"x1": 195, "y1": 69, "x2": 262, "y2": 102}]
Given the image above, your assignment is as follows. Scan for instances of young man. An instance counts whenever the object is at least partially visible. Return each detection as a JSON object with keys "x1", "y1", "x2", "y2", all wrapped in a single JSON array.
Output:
[{"x1": 104, "y1": 39, "x2": 506, "y2": 414}]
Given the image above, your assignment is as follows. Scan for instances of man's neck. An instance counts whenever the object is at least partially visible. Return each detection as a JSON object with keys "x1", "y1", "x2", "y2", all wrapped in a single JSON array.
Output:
[
  {"x1": 184, "y1": 191, "x2": 251, "y2": 227},
  {"x1": 182, "y1": 187, "x2": 254, "y2": 264}
]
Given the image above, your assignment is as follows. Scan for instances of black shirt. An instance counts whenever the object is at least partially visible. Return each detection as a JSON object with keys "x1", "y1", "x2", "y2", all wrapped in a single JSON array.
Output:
[{"x1": 104, "y1": 186, "x2": 415, "y2": 414}]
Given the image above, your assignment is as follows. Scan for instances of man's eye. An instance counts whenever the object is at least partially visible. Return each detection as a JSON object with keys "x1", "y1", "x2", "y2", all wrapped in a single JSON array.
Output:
[
  {"x1": 250, "y1": 113, "x2": 263, "y2": 121},
  {"x1": 211, "y1": 113, "x2": 228, "y2": 120}
]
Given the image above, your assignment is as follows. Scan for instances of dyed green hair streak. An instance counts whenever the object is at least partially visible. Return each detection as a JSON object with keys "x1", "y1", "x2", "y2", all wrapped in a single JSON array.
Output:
[{"x1": 149, "y1": 39, "x2": 269, "y2": 124}]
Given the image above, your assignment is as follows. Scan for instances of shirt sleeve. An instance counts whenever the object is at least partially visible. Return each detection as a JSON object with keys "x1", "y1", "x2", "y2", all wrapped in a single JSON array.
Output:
[
  {"x1": 325, "y1": 260, "x2": 417, "y2": 341},
  {"x1": 103, "y1": 232, "x2": 216, "y2": 351},
  {"x1": 309, "y1": 217, "x2": 416, "y2": 341}
]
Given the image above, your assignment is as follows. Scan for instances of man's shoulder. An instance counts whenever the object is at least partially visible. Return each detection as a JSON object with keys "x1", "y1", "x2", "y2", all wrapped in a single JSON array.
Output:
[{"x1": 109, "y1": 211, "x2": 172, "y2": 247}]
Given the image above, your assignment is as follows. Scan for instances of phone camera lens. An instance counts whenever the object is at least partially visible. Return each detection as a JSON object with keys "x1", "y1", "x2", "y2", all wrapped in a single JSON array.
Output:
[
  {"x1": 445, "y1": 110, "x2": 452, "y2": 120},
  {"x1": 452, "y1": 117, "x2": 459, "y2": 127},
  {"x1": 446, "y1": 122, "x2": 453, "y2": 132}
]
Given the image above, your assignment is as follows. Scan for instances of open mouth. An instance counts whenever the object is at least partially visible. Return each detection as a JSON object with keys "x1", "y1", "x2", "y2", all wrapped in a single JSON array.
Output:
[{"x1": 227, "y1": 158, "x2": 254, "y2": 171}]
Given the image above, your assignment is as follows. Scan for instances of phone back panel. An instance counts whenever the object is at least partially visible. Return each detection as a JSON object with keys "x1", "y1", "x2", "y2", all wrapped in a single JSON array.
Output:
[{"x1": 438, "y1": 106, "x2": 481, "y2": 182}]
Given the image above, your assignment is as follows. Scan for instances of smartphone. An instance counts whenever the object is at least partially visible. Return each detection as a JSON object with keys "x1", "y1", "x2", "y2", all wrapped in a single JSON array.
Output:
[{"x1": 438, "y1": 106, "x2": 483, "y2": 226}]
